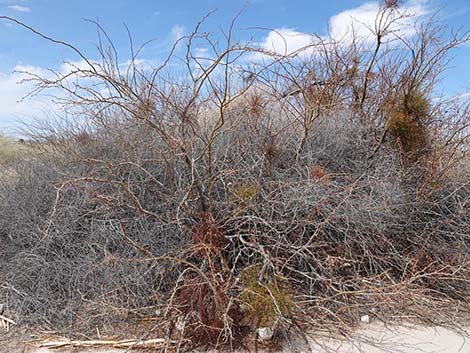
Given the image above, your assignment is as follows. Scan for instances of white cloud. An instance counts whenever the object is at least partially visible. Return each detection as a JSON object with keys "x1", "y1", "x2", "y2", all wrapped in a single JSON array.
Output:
[
  {"x1": 252, "y1": 0, "x2": 429, "y2": 59},
  {"x1": 0, "y1": 58, "x2": 148, "y2": 134},
  {"x1": 329, "y1": 2, "x2": 380, "y2": 41},
  {"x1": 0, "y1": 66, "x2": 54, "y2": 134},
  {"x1": 328, "y1": 0, "x2": 427, "y2": 43},
  {"x1": 14, "y1": 64, "x2": 50, "y2": 77},
  {"x1": 7, "y1": 5, "x2": 32, "y2": 13},
  {"x1": 119, "y1": 58, "x2": 158, "y2": 72},
  {"x1": 0, "y1": 61, "x2": 103, "y2": 133},
  {"x1": 58, "y1": 59, "x2": 97, "y2": 75},
  {"x1": 255, "y1": 28, "x2": 318, "y2": 57}
]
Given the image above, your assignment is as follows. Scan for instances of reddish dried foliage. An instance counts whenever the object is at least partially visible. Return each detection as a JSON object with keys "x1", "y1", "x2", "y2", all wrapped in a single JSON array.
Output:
[
  {"x1": 174, "y1": 277, "x2": 244, "y2": 346},
  {"x1": 309, "y1": 165, "x2": 330, "y2": 182},
  {"x1": 191, "y1": 213, "x2": 225, "y2": 256}
]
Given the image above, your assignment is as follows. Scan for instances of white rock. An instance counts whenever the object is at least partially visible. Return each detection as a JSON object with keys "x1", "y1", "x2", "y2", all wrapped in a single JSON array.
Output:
[
  {"x1": 239, "y1": 303, "x2": 249, "y2": 313},
  {"x1": 175, "y1": 317, "x2": 186, "y2": 331},
  {"x1": 360, "y1": 314, "x2": 370, "y2": 323},
  {"x1": 257, "y1": 326, "x2": 274, "y2": 341}
]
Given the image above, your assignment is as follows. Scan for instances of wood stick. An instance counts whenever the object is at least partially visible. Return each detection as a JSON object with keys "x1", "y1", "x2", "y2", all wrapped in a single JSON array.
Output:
[
  {"x1": 40, "y1": 337, "x2": 174, "y2": 349},
  {"x1": 0, "y1": 314, "x2": 16, "y2": 325}
]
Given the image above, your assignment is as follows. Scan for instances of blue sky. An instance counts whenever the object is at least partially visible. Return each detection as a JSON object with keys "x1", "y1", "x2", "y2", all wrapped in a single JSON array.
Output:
[{"x1": 0, "y1": 0, "x2": 469, "y2": 135}]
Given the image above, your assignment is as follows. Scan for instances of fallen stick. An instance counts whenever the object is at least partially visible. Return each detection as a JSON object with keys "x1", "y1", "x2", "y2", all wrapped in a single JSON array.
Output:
[
  {"x1": 40, "y1": 337, "x2": 174, "y2": 349},
  {"x1": 0, "y1": 314, "x2": 16, "y2": 325},
  {"x1": 0, "y1": 314, "x2": 16, "y2": 332}
]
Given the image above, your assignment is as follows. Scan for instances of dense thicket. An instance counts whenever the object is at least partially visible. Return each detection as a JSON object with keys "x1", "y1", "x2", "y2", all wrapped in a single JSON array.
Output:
[{"x1": 0, "y1": 3, "x2": 469, "y2": 348}]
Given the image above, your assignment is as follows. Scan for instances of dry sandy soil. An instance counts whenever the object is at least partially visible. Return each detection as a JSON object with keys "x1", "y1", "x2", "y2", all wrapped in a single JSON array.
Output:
[{"x1": 1, "y1": 322, "x2": 469, "y2": 353}]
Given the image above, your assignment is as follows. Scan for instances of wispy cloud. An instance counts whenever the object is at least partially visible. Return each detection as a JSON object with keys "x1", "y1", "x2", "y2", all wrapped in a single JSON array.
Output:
[
  {"x1": 450, "y1": 92, "x2": 470, "y2": 102},
  {"x1": 171, "y1": 24, "x2": 185, "y2": 41},
  {"x1": 7, "y1": 5, "x2": 32, "y2": 13}
]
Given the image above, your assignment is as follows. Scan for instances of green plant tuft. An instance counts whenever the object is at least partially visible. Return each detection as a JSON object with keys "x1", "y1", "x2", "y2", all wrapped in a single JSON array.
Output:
[{"x1": 240, "y1": 267, "x2": 292, "y2": 326}]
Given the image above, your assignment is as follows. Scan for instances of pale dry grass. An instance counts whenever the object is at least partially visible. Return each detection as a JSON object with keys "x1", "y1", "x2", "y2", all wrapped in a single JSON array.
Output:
[{"x1": 0, "y1": 136, "x2": 26, "y2": 165}]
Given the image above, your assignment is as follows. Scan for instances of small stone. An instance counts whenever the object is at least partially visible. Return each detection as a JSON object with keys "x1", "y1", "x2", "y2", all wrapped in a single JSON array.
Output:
[
  {"x1": 239, "y1": 303, "x2": 249, "y2": 313},
  {"x1": 360, "y1": 314, "x2": 370, "y2": 323},
  {"x1": 257, "y1": 327, "x2": 274, "y2": 341},
  {"x1": 175, "y1": 317, "x2": 186, "y2": 331}
]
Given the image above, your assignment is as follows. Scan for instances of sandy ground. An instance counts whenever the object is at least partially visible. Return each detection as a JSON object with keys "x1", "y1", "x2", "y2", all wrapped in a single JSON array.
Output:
[
  {"x1": 1, "y1": 323, "x2": 469, "y2": 353},
  {"x1": 305, "y1": 323, "x2": 470, "y2": 353}
]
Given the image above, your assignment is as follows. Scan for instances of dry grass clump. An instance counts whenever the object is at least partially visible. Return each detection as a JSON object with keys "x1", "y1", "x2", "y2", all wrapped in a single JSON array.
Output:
[
  {"x1": 233, "y1": 183, "x2": 260, "y2": 202},
  {"x1": 0, "y1": 136, "x2": 31, "y2": 168},
  {"x1": 0, "y1": 5, "x2": 469, "y2": 350},
  {"x1": 386, "y1": 90, "x2": 431, "y2": 160},
  {"x1": 403, "y1": 91, "x2": 431, "y2": 118},
  {"x1": 388, "y1": 110, "x2": 427, "y2": 156}
]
